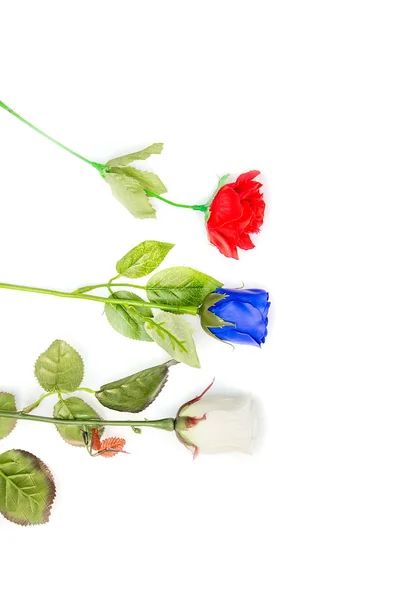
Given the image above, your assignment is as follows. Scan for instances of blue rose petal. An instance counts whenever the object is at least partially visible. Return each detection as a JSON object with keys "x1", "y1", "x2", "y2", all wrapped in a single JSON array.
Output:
[{"x1": 208, "y1": 288, "x2": 270, "y2": 347}]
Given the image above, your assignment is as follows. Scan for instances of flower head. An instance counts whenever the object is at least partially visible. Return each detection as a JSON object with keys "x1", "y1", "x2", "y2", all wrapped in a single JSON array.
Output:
[
  {"x1": 175, "y1": 382, "x2": 257, "y2": 457},
  {"x1": 206, "y1": 171, "x2": 265, "y2": 259},
  {"x1": 199, "y1": 288, "x2": 270, "y2": 346}
]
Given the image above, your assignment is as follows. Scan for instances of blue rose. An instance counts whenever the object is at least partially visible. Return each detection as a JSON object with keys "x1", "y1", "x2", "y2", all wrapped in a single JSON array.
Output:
[{"x1": 200, "y1": 288, "x2": 270, "y2": 347}]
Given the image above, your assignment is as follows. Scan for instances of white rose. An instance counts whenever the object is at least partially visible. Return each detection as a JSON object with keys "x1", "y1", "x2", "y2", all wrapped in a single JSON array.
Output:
[{"x1": 175, "y1": 388, "x2": 258, "y2": 457}]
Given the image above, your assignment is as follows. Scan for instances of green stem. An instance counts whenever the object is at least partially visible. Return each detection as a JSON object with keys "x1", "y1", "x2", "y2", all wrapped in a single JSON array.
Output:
[
  {"x1": 108, "y1": 275, "x2": 121, "y2": 284},
  {"x1": 0, "y1": 100, "x2": 214, "y2": 213},
  {"x1": 76, "y1": 387, "x2": 96, "y2": 394},
  {"x1": 0, "y1": 100, "x2": 104, "y2": 173},
  {"x1": 145, "y1": 189, "x2": 208, "y2": 212},
  {"x1": 0, "y1": 282, "x2": 198, "y2": 316},
  {"x1": 76, "y1": 282, "x2": 147, "y2": 294},
  {"x1": 0, "y1": 410, "x2": 175, "y2": 431},
  {"x1": 0, "y1": 100, "x2": 213, "y2": 212},
  {"x1": 22, "y1": 391, "x2": 55, "y2": 414},
  {"x1": 22, "y1": 387, "x2": 95, "y2": 414}
]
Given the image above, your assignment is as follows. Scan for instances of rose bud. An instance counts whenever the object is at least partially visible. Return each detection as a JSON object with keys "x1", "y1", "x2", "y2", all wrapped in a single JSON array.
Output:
[
  {"x1": 175, "y1": 383, "x2": 257, "y2": 457},
  {"x1": 199, "y1": 288, "x2": 270, "y2": 347},
  {"x1": 205, "y1": 171, "x2": 265, "y2": 259}
]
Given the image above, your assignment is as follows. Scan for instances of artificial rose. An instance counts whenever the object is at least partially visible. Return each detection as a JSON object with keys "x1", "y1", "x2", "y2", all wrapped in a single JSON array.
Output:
[
  {"x1": 205, "y1": 170, "x2": 265, "y2": 259},
  {"x1": 175, "y1": 383, "x2": 258, "y2": 457},
  {"x1": 199, "y1": 288, "x2": 270, "y2": 347}
]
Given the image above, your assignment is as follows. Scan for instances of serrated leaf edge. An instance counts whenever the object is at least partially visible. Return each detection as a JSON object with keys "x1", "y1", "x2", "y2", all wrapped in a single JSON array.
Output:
[
  {"x1": 53, "y1": 397, "x2": 104, "y2": 447},
  {"x1": 0, "y1": 392, "x2": 17, "y2": 440},
  {"x1": 34, "y1": 339, "x2": 85, "y2": 392},
  {"x1": 0, "y1": 450, "x2": 56, "y2": 527},
  {"x1": 96, "y1": 359, "x2": 177, "y2": 414}
]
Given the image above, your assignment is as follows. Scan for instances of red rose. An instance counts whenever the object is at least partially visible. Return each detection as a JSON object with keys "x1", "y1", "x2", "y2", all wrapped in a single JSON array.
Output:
[{"x1": 205, "y1": 171, "x2": 265, "y2": 259}]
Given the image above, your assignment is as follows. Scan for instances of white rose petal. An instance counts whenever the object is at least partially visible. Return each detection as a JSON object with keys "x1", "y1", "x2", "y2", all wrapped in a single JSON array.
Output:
[{"x1": 178, "y1": 395, "x2": 258, "y2": 455}]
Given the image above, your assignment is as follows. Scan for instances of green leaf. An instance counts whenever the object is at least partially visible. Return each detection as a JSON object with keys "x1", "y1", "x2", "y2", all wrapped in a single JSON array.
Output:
[
  {"x1": 104, "y1": 168, "x2": 156, "y2": 219},
  {"x1": 0, "y1": 450, "x2": 56, "y2": 526},
  {"x1": 146, "y1": 267, "x2": 222, "y2": 308},
  {"x1": 53, "y1": 396, "x2": 104, "y2": 446},
  {"x1": 106, "y1": 143, "x2": 164, "y2": 168},
  {"x1": 34, "y1": 340, "x2": 84, "y2": 393},
  {"x1": 145, "y1": 312, "x2": 200, "y2": 368},
  {"x1": 116, "y1": 240, "x2": 174, "y2": 279},
  {"x1": 95, "y1": 359, "x2": 177, "y2": 413},
  {"x1": 105, "y1": 291, "x2": 153, "y2": 341},
  {"x1": 0, "y1": 393, "x2": 17, "y2": 440},
  {"x1": 122, "y1": 167, "x2": 167, "y2": 195}
]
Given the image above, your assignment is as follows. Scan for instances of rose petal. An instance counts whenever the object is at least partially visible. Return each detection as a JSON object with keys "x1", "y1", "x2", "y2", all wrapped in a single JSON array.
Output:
[
  {"x1": 213, "y1": 288, "x2": 270, "y2": 317},
  {"x1": 238, "y1": 203, "x2": 253, "y2": 232},
  {"x1": 237, "y1": 232, "x2": 255, "y2": 250},
  {"x1": 244, "y1": 195, "x2": 265, "y2": 233},
  {"x1": 235, "y1": 180, "x2": 263, "y2": 197},
  {"x1": 208, "y1": 325, "x2": 261, "y2": 346},
  {"x1": 207, "y1": 228, "x2": 239, "y2": 259},
  {"x1": 235, "y1": 170, "x2": 261, "y2": 185},
  {"x1": 208, "y1": 186, "x2": 243, "y2": 227},
  {"x1": 210, "y1": 300, "x2": 267, "y2": 344}
]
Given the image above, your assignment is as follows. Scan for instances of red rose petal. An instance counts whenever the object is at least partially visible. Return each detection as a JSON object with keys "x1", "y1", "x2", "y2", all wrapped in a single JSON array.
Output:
[
  {"x1": 238, "y1": 202, "x2": 253, "y2": 232},
  {"x1": 237, "y1": 232, "x2": 256, "y2": 250},
  {"x1": 235, "y1": 170, "x2": 261, "y2": 185},
  {"x1": 207, "y1": 228, "x2": 239, "y2": 259},
  {"x1": 208, "y1": 186, "x2": 243, "y2": 227},
  {"x1": 205, "y1": 170, "x2": 265, "y2": 258},
  {"x1": 246, "y1": 196, "x2": 266, "y2": 233},
  {"x1": 235, "y1": 180, "x2": 263, "y2": 197}
]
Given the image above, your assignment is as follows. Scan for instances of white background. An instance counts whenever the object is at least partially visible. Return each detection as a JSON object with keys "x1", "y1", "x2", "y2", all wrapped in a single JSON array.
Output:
[{"x1": 1, "y1": 1, "x2": 399, "y2": 598}]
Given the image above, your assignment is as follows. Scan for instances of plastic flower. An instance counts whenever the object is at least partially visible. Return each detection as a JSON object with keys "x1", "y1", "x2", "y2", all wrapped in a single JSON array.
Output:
[
  {"x1": 175, "y1": 383, "x2": 257, "y2": 457},
  {"x1": 0, "y1": 102, "x2": 266, "y2": 253},
  {"x1": 199, "y1": 288, "x2": 270, "y2": 346},
  {"x1": 205, "y1": 171, "x2": 265, "y2": 259}
]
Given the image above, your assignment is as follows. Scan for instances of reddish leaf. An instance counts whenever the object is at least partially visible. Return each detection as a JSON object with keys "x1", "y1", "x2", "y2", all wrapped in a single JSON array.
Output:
[
  {"x1": 91, "y1": 428, "x2": 127, "y2": 458},
  {"x1": 97, "y1": 436, "x2": 127, "y2": 458}
]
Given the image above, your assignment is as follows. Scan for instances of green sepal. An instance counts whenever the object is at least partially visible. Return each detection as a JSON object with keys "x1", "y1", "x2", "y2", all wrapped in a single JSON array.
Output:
[
  {"x1": 204, "y1": 174, "x2": 231, "y2": 222},
  {"x1": 0, "y1": 450, "x2": 56, "y2": 526},
  {"x1": 215, "y1": 173, "x2": 230, "y2": 190},
  {"x1": 198, "y1": 292, "x2": 235, "y2": 342},
  {"x1": 95, "y1": 359, "x2": 177, "y2": 413},
  {"x1": 207, "y1": 173, "x2": 230, "y2": 206}
]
